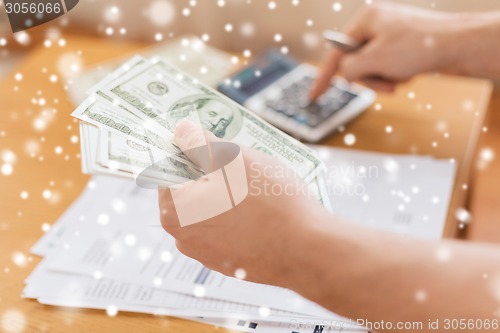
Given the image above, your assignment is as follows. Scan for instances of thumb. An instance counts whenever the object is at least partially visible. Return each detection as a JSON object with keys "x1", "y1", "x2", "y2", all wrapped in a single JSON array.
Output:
[
  {"x1": 174, "y1": 119, "x2": 214, "y2": 150},
  {"x1": 173, "y1": 120, "x2": 226, "y2": 172}
]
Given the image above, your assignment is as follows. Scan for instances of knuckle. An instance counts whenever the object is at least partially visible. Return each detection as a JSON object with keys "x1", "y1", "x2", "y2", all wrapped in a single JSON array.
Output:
[
  {"x1": 160, "y1": 214, "x2": 174, "y2": 233},
  {"x1": 175, "y1": 241, "x2": 195, "y2": 258},
  {"x1": 338, "y1": 57, "x2": 357, "y2": 80}
]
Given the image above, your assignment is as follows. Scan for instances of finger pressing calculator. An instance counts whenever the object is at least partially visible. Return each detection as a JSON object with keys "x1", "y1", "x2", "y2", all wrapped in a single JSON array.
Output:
[{"x1": 217, "y1": 50, "x2": 376, "y2": 142}]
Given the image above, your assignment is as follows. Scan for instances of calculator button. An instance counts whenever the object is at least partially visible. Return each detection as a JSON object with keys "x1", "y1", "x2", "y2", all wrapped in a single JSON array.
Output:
[
  {"x1": 284, "y1": 107, "x2": 299, "y2": 117},
  {"x1": 264, "y1": 75, "x2": 359, "y2": 130},
  {"x1": 339, "y1": 91, "x2": 357, "y2": 104},
  {"x1": 318, "y1": 105, "x2": 341, "y2": 118},
  {"x1": 306, "y1": 114, "x2": 321, "y2": 127},
  {"x1": 294, "y1": 115, "x2": 308, "y2": 124}
]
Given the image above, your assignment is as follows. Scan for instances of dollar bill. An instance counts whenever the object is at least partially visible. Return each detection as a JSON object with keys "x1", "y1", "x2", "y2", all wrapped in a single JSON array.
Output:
[
  {"x1": 80, "y1": 123, "x2": 197, "y2": 186},
  {"x1": 95, "y1": 59, "x2": 324, "y2": 181},
  {"x1": 72, "y1": 98, "x2": 202, "y2": 172},
  {"x1": 74, "y1": 55, "x2": 332, "y2": 210}
]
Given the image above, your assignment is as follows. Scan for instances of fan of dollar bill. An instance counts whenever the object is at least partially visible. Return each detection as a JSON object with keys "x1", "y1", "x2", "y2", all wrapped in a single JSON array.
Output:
[{"x1": 71, "y1": 55, "x2": 332, "y2": 211}]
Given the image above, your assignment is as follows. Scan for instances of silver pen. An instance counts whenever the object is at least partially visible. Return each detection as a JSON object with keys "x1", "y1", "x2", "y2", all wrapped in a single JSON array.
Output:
[{"x1": 322, "y1": 30, "x2": 362, "y2": 52}]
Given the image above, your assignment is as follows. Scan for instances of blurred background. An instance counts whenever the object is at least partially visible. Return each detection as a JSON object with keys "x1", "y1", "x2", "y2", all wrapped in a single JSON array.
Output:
[{"x1": 2, "y1": 0, "x2": 500, "y2": 78}]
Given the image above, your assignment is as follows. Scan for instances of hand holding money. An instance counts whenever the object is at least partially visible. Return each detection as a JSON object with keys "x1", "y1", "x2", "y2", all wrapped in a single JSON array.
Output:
[
  {"x1": 160, "y1": 119, "x2": 332, "y2": 285},
  {"x1": 72, "y1": 55, "x2": 331, "y2": 210}
]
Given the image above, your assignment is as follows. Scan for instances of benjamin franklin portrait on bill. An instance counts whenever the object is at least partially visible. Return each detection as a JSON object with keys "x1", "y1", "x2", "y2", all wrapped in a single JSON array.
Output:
[{"x1": 167, "y1": 94, "x2": 243, "y2": 139}]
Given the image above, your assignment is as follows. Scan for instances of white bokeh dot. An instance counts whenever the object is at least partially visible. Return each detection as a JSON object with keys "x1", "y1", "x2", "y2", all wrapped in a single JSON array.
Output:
[
  {"x1": 147, "y1": 1, "x2": 176, "y2": 26},
  {"x1": 1, "y1": 164, "x2": 13, "y2": 176},
  {"x1": 1, "y1": 310, "x2": 26, "y2": 333},
  {"x1": 436, "y1": 245, "x2": 451, "y2": 262},
  {"x1": 480, "y1": 148, "x2": 494, "y2": 162},
  {"x1": 235, "y1": 268, "x2": 247, "y2": 280},
  {"x1": 455, "y1": 208, "x2": 471, "y2": 224},
  {"x1": 2, "y1": 150, "x2": 17, "y2": 164},
  {"x1": 343, "y1": 133, "x2": 356, "y2": 146},
  {"x1": 161, "y1": 251, "x2": 173, "y2": 262},
  {"x1": 415, "y1": 289, "x2": 427, "y2": 302},
  {"x1": 12, "y1": 252, "x2": 27, "y2": 267},
  {"x1": 14, "y1": 31, "x2": 31, "y2": 46},
  {"x1": 124, "y1": 234, "x2": 137, "y2": 246},
  {"x1": 138, "y1": 248, "x2": 151, "y2": 261},
  {"x1": 104, "y1": 6, "x2": 121, "y2": 23},
  {"x1": 259, "y1": 306, "x2": 271, "y2": 317},
  {"x1": 97, "y1": 213, "x2": 110, "y2": 225},
  {"x1": 42, "y1": 189, "x2": 52, "y2": 199},
  {"x1": 193, "y1": 285, "x2": 206, "y2": 297},
  {"x1": 106, "y1": 305, "x2": 118, "y2": 317},
  {"x1": 93, "y1": 270, "x2": 103, "y2": 279},
  {"x1": 240, "y1": 22, "x2": 255, "y2": 37},
  {"x1": 111, "y1": 199, "x2": 127, "y2": 214}
]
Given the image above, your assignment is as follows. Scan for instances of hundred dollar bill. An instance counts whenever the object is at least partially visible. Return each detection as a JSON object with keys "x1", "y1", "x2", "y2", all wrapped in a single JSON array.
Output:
[
  {"x1": 95, "y1": 58, "x2": 324, "y2": 181},
  {"x1": 72, "y1": 98, "x2": 201, "y2": 173},
  {"x1": 80, "y1": 123, "x2": 197, "y2": 185},
  {"x1": 84, "y1": 55, "x2": 147, "y2": 97},
  {"x1": 97, "y1": 129, "x2": 199, "y2": 185}
]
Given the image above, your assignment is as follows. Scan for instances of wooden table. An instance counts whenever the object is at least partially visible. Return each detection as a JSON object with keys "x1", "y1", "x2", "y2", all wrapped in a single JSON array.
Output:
[{"x1": 0, "y1": 35, "x2": 492, "y2": 333}]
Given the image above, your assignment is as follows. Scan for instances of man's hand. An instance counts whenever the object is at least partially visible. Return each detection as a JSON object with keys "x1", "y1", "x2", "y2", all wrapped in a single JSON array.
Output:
[
  {"x1": 310, "y1": 2, "x2": 500, "y2": 99},
  {"x1": 159, "y1": 121, "x2": 500, "y2": 332},
  {"x1": 158, "y1": 120, "x2": 330, "y2": 287}
]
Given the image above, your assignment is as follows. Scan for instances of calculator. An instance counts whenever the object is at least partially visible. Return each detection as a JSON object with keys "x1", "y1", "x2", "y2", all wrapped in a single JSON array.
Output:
[{"x1": 217, "y1": 50, "x2": 376, "y2": 142}]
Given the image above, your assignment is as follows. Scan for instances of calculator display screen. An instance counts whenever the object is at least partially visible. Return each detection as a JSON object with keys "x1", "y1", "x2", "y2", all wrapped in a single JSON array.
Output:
[
  {"x1": 217, "y1": 50, "x2": 298, "y2": 104},
  {"x1": 237, "y1": 63, "x2": 291, "y2": 97}
]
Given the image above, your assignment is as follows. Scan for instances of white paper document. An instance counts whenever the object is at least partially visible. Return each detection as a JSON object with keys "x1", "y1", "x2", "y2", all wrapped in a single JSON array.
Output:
[{"x1": 311, "y1": 146, "x2": 456, "y2": 239}]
